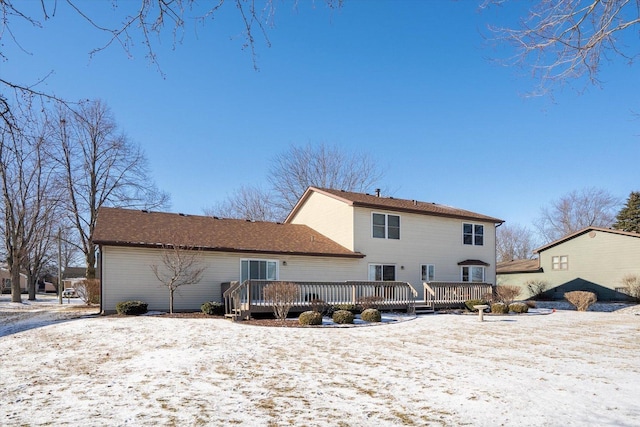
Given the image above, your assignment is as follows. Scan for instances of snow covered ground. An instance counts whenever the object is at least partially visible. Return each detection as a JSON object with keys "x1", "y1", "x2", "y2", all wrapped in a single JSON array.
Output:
[{"x1": 1, "y1": 296, "x2": 639, "y2": 426}]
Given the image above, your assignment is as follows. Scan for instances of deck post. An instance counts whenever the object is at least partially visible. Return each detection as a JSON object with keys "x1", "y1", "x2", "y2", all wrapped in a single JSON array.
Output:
[{"x1": 351, "y1": 283, "x2": 356, "y2": 305}]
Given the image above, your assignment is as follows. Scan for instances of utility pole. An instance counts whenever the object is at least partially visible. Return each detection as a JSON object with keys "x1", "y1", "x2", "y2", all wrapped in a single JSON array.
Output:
[{"x1": 58, "y1": 228, "x2": 62, "y2": 305}]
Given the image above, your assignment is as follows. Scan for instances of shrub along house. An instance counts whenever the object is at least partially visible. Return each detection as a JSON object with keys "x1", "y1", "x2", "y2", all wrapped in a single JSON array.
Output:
[
  {"x1": 497, "y1": 227, "x2": 640, "y2": 301},
  {"x1": 93, "y1": 187, "x2": 503, "y2": 316}
]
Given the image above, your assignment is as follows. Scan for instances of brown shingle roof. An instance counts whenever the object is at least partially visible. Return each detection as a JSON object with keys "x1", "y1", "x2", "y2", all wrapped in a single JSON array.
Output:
[
  {"x1": 496, "y1": 259, "x2": 541, "y2": 274},
  {"x1": 286, "y1": 187, "x2": 504, "y2": 224},
  {"x1": 93, "y1": 207, "x2": 364, "y2": 258}
]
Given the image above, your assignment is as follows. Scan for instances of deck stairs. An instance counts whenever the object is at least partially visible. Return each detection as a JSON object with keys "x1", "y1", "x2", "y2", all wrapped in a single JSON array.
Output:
[{"x1": 413, "y1": 301, "x2": 435, "y2": 315}]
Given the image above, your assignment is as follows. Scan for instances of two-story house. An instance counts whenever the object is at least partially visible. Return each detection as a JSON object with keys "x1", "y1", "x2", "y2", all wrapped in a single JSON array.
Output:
[
  {"x1": 497, "y1": 227, "x2": 640, "y2": 301},
  {"x1": 93, "y1": 187, "x2": 503, "y2": 313}
]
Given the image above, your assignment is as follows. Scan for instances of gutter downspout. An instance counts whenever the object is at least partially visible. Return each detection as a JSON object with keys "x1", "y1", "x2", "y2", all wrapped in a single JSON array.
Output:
[
  {"x1": 98, "y1": 246, "x2": 103, "y2": 315},
  {"x1": 494, "y1": 222, "x2": 503, "y2": 287}
]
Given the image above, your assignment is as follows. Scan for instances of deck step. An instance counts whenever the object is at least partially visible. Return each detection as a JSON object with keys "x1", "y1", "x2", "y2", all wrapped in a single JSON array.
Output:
[{"x1": 414, "y1": 304, "x2": 435, "y2": 314}]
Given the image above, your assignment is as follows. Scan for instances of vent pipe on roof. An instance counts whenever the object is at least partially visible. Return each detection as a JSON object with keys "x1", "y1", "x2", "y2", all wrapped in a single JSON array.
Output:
[{"x1": 375, "y1": 188, "x2": 381, "y2": 197}]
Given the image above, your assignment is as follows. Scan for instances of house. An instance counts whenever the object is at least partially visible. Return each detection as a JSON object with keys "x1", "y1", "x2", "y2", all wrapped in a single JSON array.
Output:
[
  {"x1": 0, "y1": 267, "x2": 28, "y2": 294},
  {"x1": 497, "y1": 227, "x2": 640, "y2": 301},
  {"x1": 93, "y1": 187, "x2": 503, "y2": 313},
  {"x1": 61, "y1": 267, "x2": 88, "y2": 291}
]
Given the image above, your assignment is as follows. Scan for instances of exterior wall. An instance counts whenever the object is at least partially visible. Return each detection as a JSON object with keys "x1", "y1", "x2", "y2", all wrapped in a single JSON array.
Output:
[
  {"x1": 0, "y1": 268, "x2": 28, "y2": 292},
  {"x1": 288, "y1": 191, "x2": 355, "y2": 250},
  {"x1": 101, "y1": 246, "x2": 362, "y2": 313},
  {"x1": 497, "y1": 271, "x2": 545, "y2": 299},
  {"x1": 352, "y1": 207, "x2": 498, "y2": 300},
  {"x1": 498, "y1": 230, "x2": 640, "y2": 301}
]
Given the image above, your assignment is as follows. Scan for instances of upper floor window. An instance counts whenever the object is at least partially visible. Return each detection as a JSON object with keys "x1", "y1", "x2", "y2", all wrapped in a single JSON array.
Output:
[
  {"x1": 421, "y1": 264, "x2": 435, "y2": 282},
  {"x1": 241, "y1": 259, "x2": 278, "y2": 283},
  {"x1": 372, "y1": 213, "x2": 400, "y2": 239},
  {"x1": 463, "y1": 223, "x2": 484, "y2": 246},
  {"x1": 552, "y1": 256, "x2": 568, "y2": 270}
]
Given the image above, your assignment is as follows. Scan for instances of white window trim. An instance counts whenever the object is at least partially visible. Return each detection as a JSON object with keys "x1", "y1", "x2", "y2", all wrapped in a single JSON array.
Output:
[
  {"x1": 551, "y1": 255, "x2": 569, "y2": 270},
  {"x1": 421, "y1": 264, "x2": 435, "y2": 282},
  {"x1": 462, "y1": 222, "x2": 484, "y2": 246},
  {"x1": 240, "y1": 258, "x2": 279, "y2": 282},
  {"x1": 460, "y1": 265, "x2": 485, "y2": 282},
  {"x1": 368, "y1": 263, "x2": 397, "y2": 281},
  {"x1": 372, "y1": 212, "x2": 401, "y2": 240}
]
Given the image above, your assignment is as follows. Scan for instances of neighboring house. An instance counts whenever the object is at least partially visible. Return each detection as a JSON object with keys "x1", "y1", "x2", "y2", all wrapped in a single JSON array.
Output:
[
  {"x1": 62, "y1": 267, "x2": 88, "y2": 291},
  {"x1": 0, "y1": 267, "x2": 28, "y2": 294},
  {"x1": 497, "y1": 227, "x2": 640, "y2": 301},
  {"x1": 93, "y1": 187, "x2": 503, "y2": 313}
]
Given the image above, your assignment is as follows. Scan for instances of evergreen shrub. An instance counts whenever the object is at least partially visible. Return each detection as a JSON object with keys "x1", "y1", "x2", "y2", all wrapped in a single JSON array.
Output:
[
  {"x1": 360, "y1": 308, "x2": 382, "y2": 322},
  {"x1": 332, "y1": 310, "x2": 355, "y2": 324},
  {"x1": 201, "y1": 301, "x2": 225, "y2": 316},
  {"x1": 491, "y1": 302, "x2": 509, "y2": 314},
  {"x1": 465, "y1": 299, "x2": 487, "y2": 312},
  {"x1": 116, "y1": 300, "x2": 148, "y2": 315},
  {"x1": 509, "y1": 302, "x2": 529, "y2": 313},
  {"x1": 299, "y1": 311, "x2": 323, "y2": 325}
]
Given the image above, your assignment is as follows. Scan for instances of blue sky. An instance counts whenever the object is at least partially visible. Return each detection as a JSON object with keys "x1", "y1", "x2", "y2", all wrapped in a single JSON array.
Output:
[{"x1": 3, "y1": 1, "x2": 638, "y2": 231}]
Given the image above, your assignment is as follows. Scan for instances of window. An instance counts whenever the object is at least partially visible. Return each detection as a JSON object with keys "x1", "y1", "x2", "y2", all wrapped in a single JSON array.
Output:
[
  {"x1": 552, "y1": 256, "x2": 568, "y2": 270},
  {"x1": 421, "y1": 264, "x2": 435, "y2": 282},
  {"x1": 463, "y1": 223, "x2": 484, "y2": 246},
  {"x1": 368, "y1": 264, "x2": 396, "y2": 281},
  {"x1": 461, "y1": 266, "x2": 485, "y2": 282},
  {"x1": 241, "y1": 259, "x2": 278, "y2": 282},
  {"x1": 372, "y1": 213, "x2": 400, "y2": 239}
]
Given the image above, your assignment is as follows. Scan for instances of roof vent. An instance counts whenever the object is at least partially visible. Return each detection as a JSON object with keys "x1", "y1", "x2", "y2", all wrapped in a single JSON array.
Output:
[
  {"x1": 179, "y1": 213, "x2": 186, "y2": 217},
  {"x1": 141, "y1": 210, "x2": 149, "y2": 213},
  {"x1": 375, "y1": 188, "x2": 381, "y2": 197},
  {"x1": 413, "y1": 200, "x2": 417, "y2": 206}
]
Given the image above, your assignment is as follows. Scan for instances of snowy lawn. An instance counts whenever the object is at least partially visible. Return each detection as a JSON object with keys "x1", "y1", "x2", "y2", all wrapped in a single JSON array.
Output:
[{"x1": 1, "y1": 296, "x2": 639, "y2": 426}]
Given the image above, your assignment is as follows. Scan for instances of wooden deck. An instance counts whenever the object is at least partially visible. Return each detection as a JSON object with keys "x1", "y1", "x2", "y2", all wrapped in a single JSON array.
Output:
[
  {"x1": 223, "y1": 280, "x2": 495, "y2": 320},
  {"x1": 424, "y1": 281, "x2": 494, "y2": 308},
  {"x1": 223, "y1": 280, "x2": 418, "y2": 321}
]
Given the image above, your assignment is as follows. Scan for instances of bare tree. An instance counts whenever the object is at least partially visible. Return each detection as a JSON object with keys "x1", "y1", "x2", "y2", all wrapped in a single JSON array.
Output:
[
  {"x1": 204, "y1": 185, "x2": 278, "y2": 222},
  {"x1": 0, "y1": 102, "x2": 61, "y2": 303},
  {"x1": 484, "y1": 0, "x2": 640, "y2": 94},
  {"x1": 496, "y1": 223, "x2": 538, "y2": 262},
  {"x1": 263, "y1": 281, "x2": 299, "y2": 322},
  {"x1": 23, "y1": 202, "x2": 60, "y2": 300},
  {"x1": 268, "y1": 143, "x2": 384, "y2": 219},
  {"x1": 495, "y1": 285, "x2": 522, "y2": 306},
  {"x1": 55, "y1": 99, "x2": 169, "y2": 279},
  {"x1": 205, "y1": 143, "x2": 384, "y2": 222},
  {"x1": 535, "y1": 187, "x2": 620, "y2": 243},
  {"x1": 150, "y1": 244, "x2": 206, "y2": 314},
  {"x1": 1, "y1": 1, "x2": 343, "y2": 124}
]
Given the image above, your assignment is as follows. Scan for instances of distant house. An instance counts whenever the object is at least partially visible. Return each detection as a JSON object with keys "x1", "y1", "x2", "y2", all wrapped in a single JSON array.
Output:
[
  {"x1": 497, "y1": 227, "x2": 640, "y2": 301},
  {"x1": 93, "y1": 187, "x2": 503, "y2": 313},
  {"x1": 0, "y1": 267, "x2": 28, "y2": 294},
  {"x1": 62, "y1": 267, "x2": 87, "y2": 290}
]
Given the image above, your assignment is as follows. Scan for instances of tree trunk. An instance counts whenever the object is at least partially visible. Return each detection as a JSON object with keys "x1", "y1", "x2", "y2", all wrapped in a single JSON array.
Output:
[
  {"x1": 169, "y1": 288, "x2": 174, "y2": 314},
  {"x1": 10, "y1": 253, "x2": 22, "y2": 303},
  {"x1": 85, "y1": 247, "x2": 96, "y2": 279},
  {"x1": 27, "y1": 272, "x2": 36, "y2": 301}
]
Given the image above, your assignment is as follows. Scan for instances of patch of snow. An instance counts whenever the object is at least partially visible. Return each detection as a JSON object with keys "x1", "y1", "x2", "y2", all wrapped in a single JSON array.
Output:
[{"x1": 1, "y1": 298, "x2": 639, "y2": 426}]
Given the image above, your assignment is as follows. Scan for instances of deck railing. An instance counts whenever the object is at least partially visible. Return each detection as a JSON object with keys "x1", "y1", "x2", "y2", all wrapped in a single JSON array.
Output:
[
  {"x1": 223, "y1": 280, "x2": 418, "y2": 320},
  {"x1": 424, "y1": 281, "x2": 494, "y2": 308}
]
